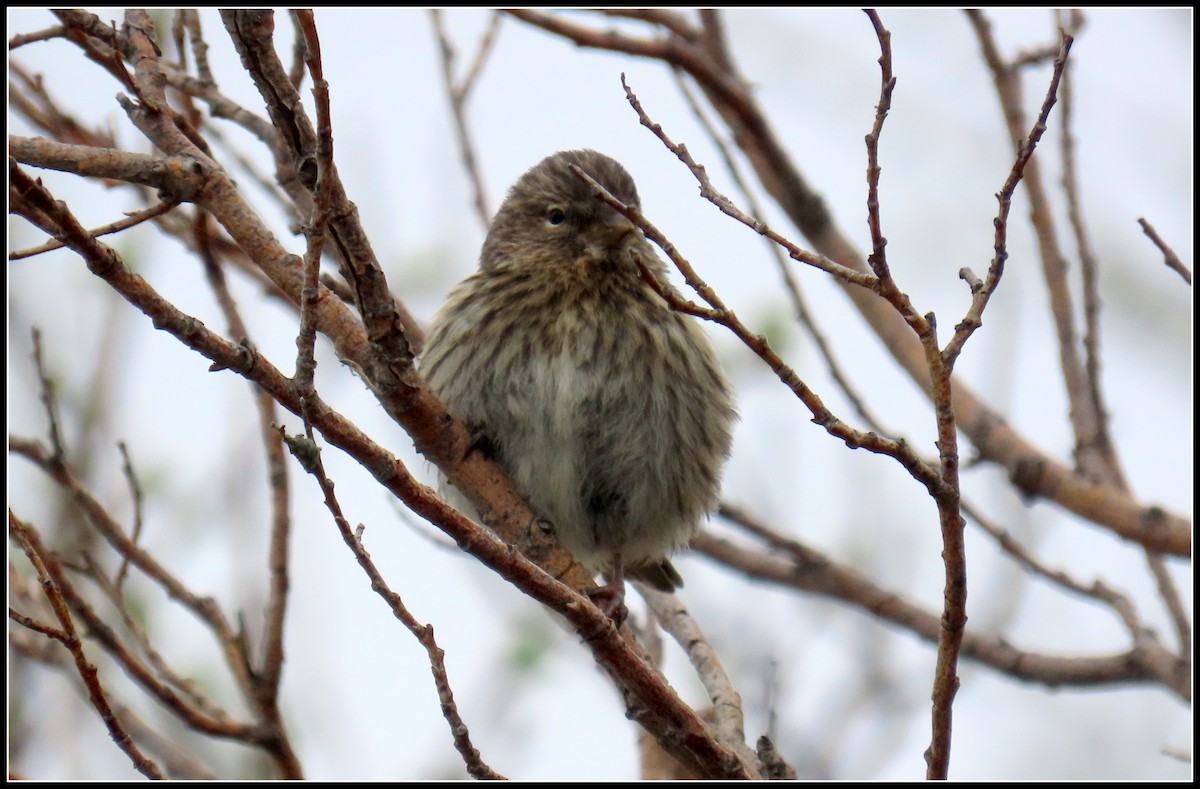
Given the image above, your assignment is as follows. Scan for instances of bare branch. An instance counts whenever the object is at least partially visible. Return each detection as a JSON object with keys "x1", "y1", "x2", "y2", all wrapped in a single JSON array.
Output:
[
  {"x1": 113, "y1": 442, "x2": 145, "y2": 590},
  {"x1": 701, "y1": 505, "x2": 1189, "y2": 699},
  {"x1": 9, "y1": 513, "x2": 167, "y2": 780},
  {"x1": 9, "y1": 159, "x2": 757, "y2": 779},
  {"x1": 965, "y1": 11, "x2": 1111, "y2": 484},
  {"x1": 942, "y1": 30, "x2": 1074, "y2": 369},
  {"x1": 621, "y1": 76, "x2": 878, "y2": 292},
  {"x1": 1138, "y1": 217, "x2": 1191, "y2": 285},
  {"x1": 570, "y1": 163, "x2": 948, "y2": 501},
  {"x1": 430, "y1": 9, "x2": 497, "y2": 228},
  {"x1": 9, "y1": 200, "x2": 181, "y2": 260},
  {"x1": 8, "y1": 23, "x2": 67, "y2": 49},
  {"x1": 278, "y1": 423, "x2": 504, "y2": 779},
  {"x1": 639, "y1": 588, "x2": 754, "y2": 765},
  {"x1": 505, "y1": 8, "x2": 1190, "y2": 559},
  {"x1": 670, "y1": 70, "x2": 894, "y2": 436}
]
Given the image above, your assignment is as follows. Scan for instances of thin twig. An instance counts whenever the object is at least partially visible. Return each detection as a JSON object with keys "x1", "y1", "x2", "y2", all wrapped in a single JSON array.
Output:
[
  {"x1": 10, "y1": 513, "x2": 167, "y2": 779},
  {"x1": 113, "y1": 441, "x2": 145, "y2": 590},
  {"x1": 1137, "y1": 218, "x2": 1191, "y2": 285},
  {"x1": 222, "y1": 9, "x2": 425, "y2": 357},
  {"x1": 430, "y1": 9, "x2": 497, "y2": 228},
  {"x1": 79, "y1": 553, "x2": 230, "y2": 721},
  {"x1": 963, "y1": 500, "x2": 1142, "y2": 629},
  {"x1": 864, "y1": 14, "x2": 964, "y2": 776},
  {"x1": 1056, "y1": 19, "x2": 1125, "y2": 491},
  {"x1": 671, "y1": 68, "x2": 894, "y2": 437},
  {"x1": 577, "y1": 82, "x2": 950, "y2": 501},
  {"x1": 942, "y1": 30, "x2": 1074, "y2": 369},
  {"x1": 277, "y1": 424, "x2": 504, "y2": 780},
  {"x1": 620, "y1": 76, "x2": 878, "y2": 292},
  {"x1": 503, "y1": 8, "x2": 1191, "y2": 559},
  {"x1": 29, "y1": 328, "x2": 66, "y2": 466},
  {"x1": 180, "y1": 10, "x2": 214, "y2": 84},
  {"x1": 10, "y1": 159, "x2": 756, "y2": 778},
  {"x1": 457, "y1": 12, "x2": 502, "y2": 103},
  {"x1": 194, "y1": 202, "x2": 298, "y2": 747},
  {"x1": 9, "y1": 439, "x2": 271, "y2": 733},
  {"x1": 861, "y1": 11, "x2": 907, "y2": 317},
  {"x1": 1052, "y1": 10, "x2": 1190, "y2": 678},
  {"x1": 9, "y1": 24, "x2": 67, "y2": 49},
  {"x1": 598, "y1": 8, "x2": 698, "y2": 41},
  {"x1": 8, "y1": 59, "x2": 114, "y2": 148},
  {"x1": 52, "y1": 10, "x2": 138, "y2": 95},
  {"x1": 966, "y1": 10, "x2": 1108, "y2": 482},
  {"x1": 702, "y1": 506, "x2": 1188, "y2": 698},
  {"x1": 10, "y1": 200, "x2": 181, "y2": 261},
  {"x1": 291, "y1": 9, "x2": 334, "y2": 403}
]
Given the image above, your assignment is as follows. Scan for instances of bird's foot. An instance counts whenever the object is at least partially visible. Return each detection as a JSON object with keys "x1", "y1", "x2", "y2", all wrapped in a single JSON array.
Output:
[{"x1": 586, "y1": 580, "x2": 628, "y2": 626}]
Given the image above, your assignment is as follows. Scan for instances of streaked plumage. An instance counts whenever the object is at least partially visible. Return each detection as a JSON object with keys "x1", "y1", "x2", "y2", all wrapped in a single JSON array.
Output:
[{"x1": 421, "y1": 150, "x2": 735, "y2": 594}]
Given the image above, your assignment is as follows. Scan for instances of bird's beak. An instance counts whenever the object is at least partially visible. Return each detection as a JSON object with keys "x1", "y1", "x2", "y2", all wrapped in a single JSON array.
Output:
[{"x1": 601, "y1": 206, "x2": 639, "y2": 245}]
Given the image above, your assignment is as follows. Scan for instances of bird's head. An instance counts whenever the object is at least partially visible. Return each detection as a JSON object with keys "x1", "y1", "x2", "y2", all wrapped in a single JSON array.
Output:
[{"x1": 480, "y1": 149, "x2": 649, "y2": 274}]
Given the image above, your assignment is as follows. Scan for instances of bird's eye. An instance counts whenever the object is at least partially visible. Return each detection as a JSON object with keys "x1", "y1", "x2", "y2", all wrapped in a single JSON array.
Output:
[{"x1": 546, "y1": 207, "x2": 566, "y2": 226}]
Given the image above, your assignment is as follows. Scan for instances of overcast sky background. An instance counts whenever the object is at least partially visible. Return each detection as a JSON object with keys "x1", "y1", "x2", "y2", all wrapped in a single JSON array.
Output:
[{"x1": 8, "y1": 8, "x2": 1192, "y2": 781}]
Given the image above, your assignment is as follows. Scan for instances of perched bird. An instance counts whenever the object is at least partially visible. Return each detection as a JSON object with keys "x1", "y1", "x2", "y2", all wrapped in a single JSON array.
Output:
[{"x1": 421, "y1": 149, "x2": 735, "y2": 614}]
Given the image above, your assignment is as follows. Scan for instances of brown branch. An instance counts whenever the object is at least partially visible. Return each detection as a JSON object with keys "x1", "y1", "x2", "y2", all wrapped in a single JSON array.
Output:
[
  {"x1": 179, "y1": 10, "x2": 214, "y2": 83},
  {"x1": 9, "y1": 199, "x2": 181, "y2": 260},
  {"x1": 77, "y1": 553, "x2": 230, "y2": 723},
  {"x1": 220, "y1": 9, "x2": 424, "y2": 358},
  {"x1": 29, "y1": 328, "x2": 66, "y2": 465},
  {"x1": 8, "y1": 59, "x2": 115, "y2": 148},
  {"x1": 26, "y1": 357, "x2": 243, "y2": 681},
  {"x1": 861, "y1": 11, "x2": 927, "y2": 338},
  {"x1": 965, "y1": 11, "x2": 1109, "y2": 485},
  {"x1": 9, "y1": 513, "x2": 166, "y2": 780},
  {"x1": 8, "y1": 137, "x2": 208, "y2": 198},
  {"x1": 100, "y1": 701, "x2": 216, "y2": 780},
  {"x1": 431, "y1": 9, "x2": 497, "y2": 229},
  {"x1": 574, "y1": 141, "x2": 983, "y2": 762},
  {"x1": 1046, "y1": 13, "x2": 1190, "y2": 686},
  {"x1": 621, "y1": 76, "x2": 878, "y2": 292},
  {"x1": 567, "y1": 110, "x2": 950, "y2": 504},
  {"x1": 8, "y1": 23, "x2": 67, "y2": 49},
  {"x1": 8, "y1": 159, "x2": 757, "y2": 779},
  {"x1": 10, "y1": 574, "x2": 248, "y2": 741},
  {"x1": 9, "y1": 438, "x2": 279, "y2": 739},
  {"x1": 924, "y1": 346, "x2": 966, "y2": 780},
  {"x1": 290, "y1": 8, "x2": 335, "y2": 402},
  {"x1": 598, "y1": 8, "x2": 699, "y2": 41},
  {"x1": 864, "y1": 13, "x2": 960, "y2": 776},
  {"x1": 671, "y1": 70, "x2": 894, "y2": 437},
  {"x1": 858, "y1": 13, "x2": 965, "y2": 776},
  {"x1": 19, "y1": 266, "x2": 297, "y2": 760},
  {"x1": 278, "y1": 425, "x2": 504, "y2": 779},
  {"x1": 966, "y1": 494, "x2": 1185, "y2": 688},
  {"x1": 504, "y1": 7, "x2": 1189, "y2": 560},
  {"x1": 11, "y1": 12, "x2": 1190, "y2": 772},
  {"x1": 702, "y1": 505, "x2": 1189, "y2": 699},
  {"x1": 890, "y1": 36, "x2": 1078, "y2": 770},
  {"x1": 113, "y1": 441, "x2": 145, "y2": 590},
  {"x1": 9, "y1": 607, "x2": 70, "y2": 643},
  {"x1": 1137, "y1": 218, "x2": 1191, "y2": 285},
  {"x1": 1056, "y1": 22, "x2": 1123, "y2": 490},
  {"x1": 193, "y1": 207, "x2": 298, "y2": 765},
  {"x1": 944, "y1": 32, "x2": 1073, "y2": 371},
  {"x1": 52, "y1": 9, "x2": 137, "y2": 95}
]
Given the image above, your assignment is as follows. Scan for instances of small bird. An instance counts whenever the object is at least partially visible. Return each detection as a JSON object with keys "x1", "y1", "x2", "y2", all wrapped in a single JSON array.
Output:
[{"x1": 421, "y1": 149, "x2": 735, "y2": 615}]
